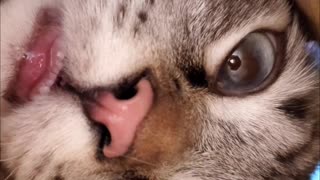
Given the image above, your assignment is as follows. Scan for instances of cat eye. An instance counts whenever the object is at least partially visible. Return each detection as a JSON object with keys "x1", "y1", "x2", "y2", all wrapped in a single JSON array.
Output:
[{"x1": 215, "y1": 32, "x2": 280, "y2": 96}]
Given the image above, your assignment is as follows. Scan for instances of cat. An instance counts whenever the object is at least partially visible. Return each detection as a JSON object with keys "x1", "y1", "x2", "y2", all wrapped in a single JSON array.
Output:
[{"x1": 0, "y1": 0, "x2": 319, "y2": 179}]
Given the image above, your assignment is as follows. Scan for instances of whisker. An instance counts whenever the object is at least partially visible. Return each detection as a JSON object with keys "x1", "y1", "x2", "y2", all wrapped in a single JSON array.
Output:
[
  {"x1": 96, "y1": 148, "x2": 157, "y2": 167},
  {"x1": 4, "y1": 167, "x2": 17, "y2": 180},
  {"x1": 0, "y1": 154, "x2": 24, "y2": 162},
  {"x1": 120, "y1": 156, "x2": 157, "y2": 167},
  {"x1": 121, "y1": 156, "x2": 157, "y2": 167}
]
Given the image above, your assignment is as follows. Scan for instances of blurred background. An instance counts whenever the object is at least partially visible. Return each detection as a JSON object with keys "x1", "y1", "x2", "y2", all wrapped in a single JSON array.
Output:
[{"x1": 297, "y1": 0, "x2": 320, "y2": 40}]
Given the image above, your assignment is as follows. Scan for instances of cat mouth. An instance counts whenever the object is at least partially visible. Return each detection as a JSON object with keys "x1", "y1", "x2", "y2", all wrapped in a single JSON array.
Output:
[{"x1": 8, "y1": 8, "x2": 64, "y2": 103}]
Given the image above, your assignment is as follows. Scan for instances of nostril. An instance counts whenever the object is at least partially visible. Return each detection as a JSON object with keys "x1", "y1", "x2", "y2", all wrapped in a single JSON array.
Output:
[
  {"x1": 114, "y1": 86, "x2": 138, "y2": 100},
  {"x1": 99, "y1": 125, "x2": 111, "y2": 147},
  {"x1": 89, "y1": 78, "x2": 154, "y2": 158}
]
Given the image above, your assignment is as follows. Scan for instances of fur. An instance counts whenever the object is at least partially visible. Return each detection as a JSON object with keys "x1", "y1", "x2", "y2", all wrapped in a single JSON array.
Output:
[{"x1": 1, "y1": 0, "x2": 319, "y2": 179}]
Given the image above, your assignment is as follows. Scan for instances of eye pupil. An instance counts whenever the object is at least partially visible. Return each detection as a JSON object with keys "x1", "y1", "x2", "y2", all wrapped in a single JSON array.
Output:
[{"x1": 227, "y1": 56, "x2": 242, "y2": 71}]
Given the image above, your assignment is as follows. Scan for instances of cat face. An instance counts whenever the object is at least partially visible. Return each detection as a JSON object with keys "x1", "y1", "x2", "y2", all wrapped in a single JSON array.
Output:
[{"x1": 1, "y1": 0, "x2": 319, "y2": 179}]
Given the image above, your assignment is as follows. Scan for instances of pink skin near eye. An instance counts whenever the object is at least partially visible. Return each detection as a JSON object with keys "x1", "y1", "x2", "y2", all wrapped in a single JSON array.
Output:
[{"x1": 14, "y1": 29, "x2": 63, "y2": 101}]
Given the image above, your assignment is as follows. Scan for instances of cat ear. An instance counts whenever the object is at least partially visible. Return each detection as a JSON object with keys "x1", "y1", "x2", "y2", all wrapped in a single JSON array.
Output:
[{"x1": 296, "y1": 0, "x2": 320, "y2": 40}]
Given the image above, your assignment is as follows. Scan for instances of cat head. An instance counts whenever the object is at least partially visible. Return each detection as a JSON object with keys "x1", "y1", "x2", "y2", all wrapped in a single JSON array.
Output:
[{"x1": 1, "y1": 0, "x2": 319, "y2": 179}]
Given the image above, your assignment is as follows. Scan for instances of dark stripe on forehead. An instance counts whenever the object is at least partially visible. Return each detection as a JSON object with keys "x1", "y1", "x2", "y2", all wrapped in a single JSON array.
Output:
[
  {"x1": 132, "y1": 1, "x2": 155, "y2": 37},
  {"x1": 186, "y1": 0, "x2": 288, "y2": 47},
  {"x1": 277, "y1": 98, "x2": 308, "y2": 119}
]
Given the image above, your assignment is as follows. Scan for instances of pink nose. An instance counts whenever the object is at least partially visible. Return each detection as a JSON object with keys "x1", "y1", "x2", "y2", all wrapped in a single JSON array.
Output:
[{"x1": 89, "y1": 79, "x2": 154, "y2": 158}]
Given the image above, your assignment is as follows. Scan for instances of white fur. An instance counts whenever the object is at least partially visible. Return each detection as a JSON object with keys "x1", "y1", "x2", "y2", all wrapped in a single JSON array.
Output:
[{"x1": 1, "y1": 0, "x2": 318, "y2": 179}]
